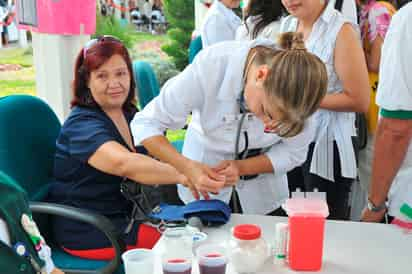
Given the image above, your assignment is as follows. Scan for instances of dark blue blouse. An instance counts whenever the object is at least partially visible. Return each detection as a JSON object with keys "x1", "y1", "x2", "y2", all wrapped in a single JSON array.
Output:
[{"x1": 48, "y1": 106, "x2": 143, "y2": 249}]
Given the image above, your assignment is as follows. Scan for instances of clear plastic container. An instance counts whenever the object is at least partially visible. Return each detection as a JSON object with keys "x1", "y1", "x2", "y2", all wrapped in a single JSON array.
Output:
[
  {"x1": 283, "y1": 195, "x2": 329, "y2": 271},
  {"x1": 228, "y1": 224, "x2": 269, "y2": 273},
  {"x1": 162, "y1": 227, "x2": 193, "y2": 274},
  {"x1": 196, "y1": 244, "x2": 228, "y2": 274}
]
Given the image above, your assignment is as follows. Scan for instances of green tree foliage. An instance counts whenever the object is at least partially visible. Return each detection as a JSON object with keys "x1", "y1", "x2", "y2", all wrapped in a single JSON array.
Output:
[
  {"x1": 94, "y1": 14, "x2": 136, "y2": 49},
  {"x1": 161, "y1": 0, "x2": 195, "y2": 71}
]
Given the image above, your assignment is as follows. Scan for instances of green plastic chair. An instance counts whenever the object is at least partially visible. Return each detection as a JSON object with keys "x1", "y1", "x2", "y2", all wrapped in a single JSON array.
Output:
[
  {"x1": 0, "y1": 95, "x2": 125, "y2": 274},
  {"x1": 189, "y1": 36, "x2": 203, "y2": 64},
  {"x1": 132, "y1": 60, "x2": 184, "y2": 153},
  {"x1": 133, "y1": 60, "x2": 160, "y2": 109}
]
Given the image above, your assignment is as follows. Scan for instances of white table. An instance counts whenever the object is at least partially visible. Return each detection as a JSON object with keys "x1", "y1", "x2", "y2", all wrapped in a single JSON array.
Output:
[{"x1": 153, "y1": 214, "x2": 412, "y2": 274}]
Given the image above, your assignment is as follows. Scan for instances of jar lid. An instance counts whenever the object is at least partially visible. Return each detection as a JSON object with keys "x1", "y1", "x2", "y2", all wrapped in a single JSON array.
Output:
[{"x1": 233, "y1": 224, "x2": 261, "y2": 240}]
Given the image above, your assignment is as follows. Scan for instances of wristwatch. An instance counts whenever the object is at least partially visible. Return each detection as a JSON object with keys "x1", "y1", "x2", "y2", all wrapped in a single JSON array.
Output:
[{"x1": 367, "y1": 198, "x2": 387, "y2": 212}]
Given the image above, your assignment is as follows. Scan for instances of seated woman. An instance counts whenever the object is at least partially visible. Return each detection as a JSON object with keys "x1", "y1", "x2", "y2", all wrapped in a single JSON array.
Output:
[{"x1": 48, "y1": 36, "x2": 210, "y2": 260}]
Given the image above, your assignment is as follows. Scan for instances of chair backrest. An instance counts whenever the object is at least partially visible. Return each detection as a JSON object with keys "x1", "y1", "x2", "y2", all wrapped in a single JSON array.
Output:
[
  {"x1": 189, "y1": 35, "x2": 203, "y2": 64},
  {"x1": 0, "y1": 95, "x2": 61, "y2": 201},
  {"x1": 133, "y1": 60, "x2": 160, "y2": 109}
]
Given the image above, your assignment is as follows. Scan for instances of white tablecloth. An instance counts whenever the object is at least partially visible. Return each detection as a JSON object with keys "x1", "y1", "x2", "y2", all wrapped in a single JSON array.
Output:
[{"x1": 153, "y1": 214, "x2": 412, "y2": 274}]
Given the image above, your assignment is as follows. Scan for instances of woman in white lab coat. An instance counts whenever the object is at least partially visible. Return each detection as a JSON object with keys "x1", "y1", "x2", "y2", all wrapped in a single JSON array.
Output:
[
  {"x1": 201, "y1": 0, "x2": 242, "y2": 48},
  {"x1": 131, "y1": 33, "x2": 328, "y2": 215},
  {"x1": 236, "y1": 0, "x2": 285, "y2": 41}
]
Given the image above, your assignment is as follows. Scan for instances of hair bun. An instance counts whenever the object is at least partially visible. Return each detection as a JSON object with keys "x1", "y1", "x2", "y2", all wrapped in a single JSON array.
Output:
[{"x1": 278, "y1": 32, "x2": 306, "y2": 51}]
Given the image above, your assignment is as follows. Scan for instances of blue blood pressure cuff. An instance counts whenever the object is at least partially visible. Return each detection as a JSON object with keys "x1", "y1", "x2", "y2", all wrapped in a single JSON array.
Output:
[{"x1": 148, "y1": 199, "x2": 231, "y2": 226}]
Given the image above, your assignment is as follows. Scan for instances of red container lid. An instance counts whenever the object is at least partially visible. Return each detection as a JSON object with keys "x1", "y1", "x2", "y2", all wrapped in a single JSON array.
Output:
[{"x1": 233, "y1": 224, "x2": 261, "y2": 240}]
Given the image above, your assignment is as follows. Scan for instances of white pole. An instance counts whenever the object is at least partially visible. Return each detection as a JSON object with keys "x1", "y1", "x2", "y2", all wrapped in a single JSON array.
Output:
[
  {"x1": 32, "y1": 33, "x2": 90, "y2": 122},
  {"x1": 18, "y1": 29, "x2": 28, "y2": 48}
]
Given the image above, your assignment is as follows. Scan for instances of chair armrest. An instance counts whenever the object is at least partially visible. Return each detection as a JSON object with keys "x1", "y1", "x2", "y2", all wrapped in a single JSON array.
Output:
[{"x1": 30, "y1": 201, "x2": 126, "y2": 274}]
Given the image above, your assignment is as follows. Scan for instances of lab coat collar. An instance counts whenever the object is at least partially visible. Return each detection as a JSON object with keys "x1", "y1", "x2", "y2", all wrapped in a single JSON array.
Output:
[{"x1": 217, "y1": 39, "x2": 279, "y2": 101}]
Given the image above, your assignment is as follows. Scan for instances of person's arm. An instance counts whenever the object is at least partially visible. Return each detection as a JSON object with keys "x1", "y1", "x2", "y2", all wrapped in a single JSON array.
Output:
[
  {"x1": 88, "y1": 140, "x2": 200, "y2": 199},
  {"x1": 361, "y1": 116, "x2": 412, "y2": 222},
  {"x1": 320, "y1": 23, "x2": 370, "y2": 113},
  {"x1": 366, "y1": 35, "x2": 384, "y2": 73},
  {"x1": 88, "y1": 141, "x2": 185, "y2": 185}
]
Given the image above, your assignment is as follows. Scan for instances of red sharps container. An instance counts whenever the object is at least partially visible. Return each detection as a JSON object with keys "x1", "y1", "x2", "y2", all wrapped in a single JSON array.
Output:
[{"x1": 283, "y1": 192, "x2": 329, "y2": 271}]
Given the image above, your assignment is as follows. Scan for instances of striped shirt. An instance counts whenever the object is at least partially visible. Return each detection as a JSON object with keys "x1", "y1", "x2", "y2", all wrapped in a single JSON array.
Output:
[{"x1": 280, "y1": 2, "x2": 357, "y2": 181}]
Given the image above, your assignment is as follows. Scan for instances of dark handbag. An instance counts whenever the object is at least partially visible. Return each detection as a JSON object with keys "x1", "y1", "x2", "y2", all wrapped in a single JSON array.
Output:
[
  {"x1": 120, "y1": 179, "x2": 167, "y2": 233},
  {"x1": 355, "y1": 113, "x2": 368, "y2": 150}
]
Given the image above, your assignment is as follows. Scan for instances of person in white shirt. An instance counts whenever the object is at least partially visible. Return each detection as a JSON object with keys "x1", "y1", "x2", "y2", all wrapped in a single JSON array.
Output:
[
  {"x1": 201, "y1": 0, "x2": 242, "y2": 48},
  {"x1": 280, "y1": 0, "x2": 370, "y2": 220},
  {"x1": 361, "y1": 3, "x2": 412, "y2": 223},
  {"x1": 131, "y1": 33, "x2": 328, "y2": 215},
  {"x1": 236, "y1": 0, "x2": 285, "y2": 41}
]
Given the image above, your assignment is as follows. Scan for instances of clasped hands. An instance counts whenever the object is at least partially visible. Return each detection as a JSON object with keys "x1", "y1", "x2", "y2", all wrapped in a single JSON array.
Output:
[{"x1": 179, "y1": 159, "x2": 241, "y2": 200}]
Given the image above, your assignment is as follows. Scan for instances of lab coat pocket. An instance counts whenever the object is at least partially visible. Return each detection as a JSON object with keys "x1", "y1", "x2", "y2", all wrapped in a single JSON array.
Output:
[{"x1": 205, "y1": 113, "x2": 247, "y2": 154}]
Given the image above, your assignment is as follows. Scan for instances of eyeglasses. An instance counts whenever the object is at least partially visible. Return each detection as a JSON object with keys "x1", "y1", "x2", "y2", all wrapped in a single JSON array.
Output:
[{"x1": 83, "y1": 35, "x2": 122, "y2": 58}]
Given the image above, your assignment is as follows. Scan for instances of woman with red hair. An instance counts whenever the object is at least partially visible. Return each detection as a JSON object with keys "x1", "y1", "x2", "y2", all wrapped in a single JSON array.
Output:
[{"x1": 47, "y1": 36, "x2": 214, "y2": 260}]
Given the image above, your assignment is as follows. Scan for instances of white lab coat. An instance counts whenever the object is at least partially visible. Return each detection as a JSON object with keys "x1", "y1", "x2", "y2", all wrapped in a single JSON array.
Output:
[
  {"x1": 200, "y1": 0, "x2": 242, "y2": 48},
  {"x1": 131, "y1": 39, "x2": 316, "y2": 214}
]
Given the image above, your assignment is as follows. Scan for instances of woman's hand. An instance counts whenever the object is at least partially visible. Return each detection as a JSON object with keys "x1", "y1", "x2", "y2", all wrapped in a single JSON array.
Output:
[
  {"x1": 176, "y1": 173, "x2": 201, "y2": 200},
  {"x1": 213, "y1": 160, "x2": 240, "y2": 187},
  {"x1": 182, "y1": 160, "x2": 226, "y2": 199}
]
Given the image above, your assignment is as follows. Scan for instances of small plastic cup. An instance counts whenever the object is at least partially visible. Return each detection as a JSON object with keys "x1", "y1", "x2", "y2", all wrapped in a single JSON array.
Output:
[
  {"x1": 122, "y1": 248, "x2": 154, "y2": 274},
  {"x1": 162, "y1": 258, "x2": 192, "y2": 274},
  {"x1": 192, "y1": 231, "x2": 208, "y2": 254},
  {"x1": 196, "y1": 244, "x2": 228, "y2": 274}
]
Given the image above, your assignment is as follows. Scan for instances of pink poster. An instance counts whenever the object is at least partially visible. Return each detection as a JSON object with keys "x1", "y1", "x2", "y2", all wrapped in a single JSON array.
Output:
[{"x1": 17, "y1": 0, "x2": 96, "y2": 35}]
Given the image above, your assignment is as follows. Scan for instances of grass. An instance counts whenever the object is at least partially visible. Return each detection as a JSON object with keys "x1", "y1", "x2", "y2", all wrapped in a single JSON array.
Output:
[
  {"x1": 131, "y1": 32, "x2": 170, "y2": 44},
  {"x1": 0, "y1": 67, "x2": 36, "y2": 97},
  {"x1": 0, "y1": 80, "x2": 36, "y2": 97},
  {"x1": 0, "y1": 47, "x2": 33, "y2": 67}
]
